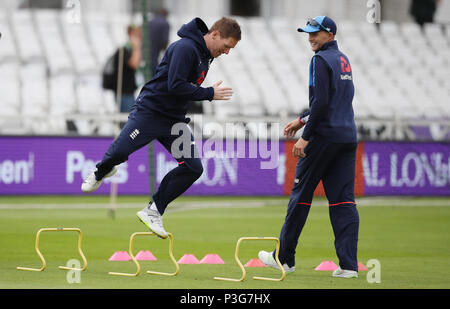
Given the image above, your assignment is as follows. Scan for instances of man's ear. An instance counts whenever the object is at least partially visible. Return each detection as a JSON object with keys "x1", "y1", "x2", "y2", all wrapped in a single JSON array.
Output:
[{"x1": 211, "y1": 30, "x2": 221, "y2": 39}]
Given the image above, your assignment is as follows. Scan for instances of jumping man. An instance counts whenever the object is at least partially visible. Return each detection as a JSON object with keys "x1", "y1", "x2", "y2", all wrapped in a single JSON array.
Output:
[{"x1": 82, "y1": 17, "x2": 241, "y2": 239}]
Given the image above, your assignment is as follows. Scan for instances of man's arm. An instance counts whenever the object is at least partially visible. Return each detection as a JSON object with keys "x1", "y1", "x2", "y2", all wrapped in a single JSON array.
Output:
[
  {"x1": 292, "y1": 56, "x2": 330, "y2": 158},
  {"x1": 128, "y1": 31, "x2": 142, "y2": 70},
  {"x1": 301, "y1": 56, "x2": 330, "y2": 141},
  {"x1": 167, "y1": 43, "x2": 214, "y2": 101},
  {"x1": 161, "y1": 23, "x2": 170, "y2": 50}
]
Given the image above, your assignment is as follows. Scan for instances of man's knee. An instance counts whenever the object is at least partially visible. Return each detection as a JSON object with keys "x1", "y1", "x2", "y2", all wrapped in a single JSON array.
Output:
[
  {"x1": 191, "y1": 162, "x2": 204, "y2": 179},
  {"x1": 184, "y1": 159, "x2": 203, "y2": 179}
]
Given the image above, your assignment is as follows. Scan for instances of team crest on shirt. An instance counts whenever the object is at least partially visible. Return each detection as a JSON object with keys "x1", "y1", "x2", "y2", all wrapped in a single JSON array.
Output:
[
  {"x1": 340, "y1": 56, "x2": 351, "y2": 73},
  {"x1": 196, "y1": 70, "x2": 205, "y2": 85},
  {"x1": 340, "y1": 56, "x2": 352, "y2": 80}
]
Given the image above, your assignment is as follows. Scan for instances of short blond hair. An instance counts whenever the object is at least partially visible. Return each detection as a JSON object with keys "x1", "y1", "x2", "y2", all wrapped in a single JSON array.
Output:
[{"x1": 209, "y1": 17, "x2": 241, "y2": 41}]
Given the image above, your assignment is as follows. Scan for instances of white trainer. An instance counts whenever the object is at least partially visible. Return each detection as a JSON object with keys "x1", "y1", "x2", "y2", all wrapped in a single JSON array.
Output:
[
  {"x1": 258, "y1": 250, "x2": 295, "y2": 273},
  {"x1": 136, "y1": 208, "x2": 168, "y2": 239},
  {"x1": 332, "y1": 267, "x2": 358, "y2": 278},
  {"x1": 81, "y1": 166, "x2": 118, "y2": 193}
]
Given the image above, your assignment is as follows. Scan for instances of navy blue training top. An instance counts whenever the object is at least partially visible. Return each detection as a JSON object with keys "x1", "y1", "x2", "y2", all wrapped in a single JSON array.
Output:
[
  {"x1": 136, "y1": 18, "x2": 214, "y2": 121},
  {"x1": 300, "y1": 40, "x2": 357, "y2": 143}
]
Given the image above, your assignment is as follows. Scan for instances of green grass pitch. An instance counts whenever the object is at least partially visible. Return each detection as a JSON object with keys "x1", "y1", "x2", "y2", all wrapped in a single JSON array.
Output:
[{"x1": 0, "y1": 195, "x2": 449, "y2": 289}]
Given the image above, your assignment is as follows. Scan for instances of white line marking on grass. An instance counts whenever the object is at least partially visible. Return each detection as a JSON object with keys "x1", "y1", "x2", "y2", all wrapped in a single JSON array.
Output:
[{"x1": 0, "y1": 197, "x2": 448, "y2": 210}]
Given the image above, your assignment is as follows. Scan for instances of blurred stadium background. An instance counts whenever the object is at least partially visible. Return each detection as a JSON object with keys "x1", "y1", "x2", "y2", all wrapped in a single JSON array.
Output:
[
  {"x1": 0, "y1": 0, "x2": 449, "y2": 198},
  {"x1": 0, "y1": 0, "x2": 449, "y2": 291}
]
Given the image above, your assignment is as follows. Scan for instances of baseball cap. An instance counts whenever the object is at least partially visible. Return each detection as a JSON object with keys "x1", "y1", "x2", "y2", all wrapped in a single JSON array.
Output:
[{"x1": 297, "y1": 16, "x2": 337, "y2": 35}]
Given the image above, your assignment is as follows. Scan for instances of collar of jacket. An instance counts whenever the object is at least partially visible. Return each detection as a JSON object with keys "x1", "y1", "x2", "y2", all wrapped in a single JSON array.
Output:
[
  {"x1": 178, "y1": 17, "x2": 213, "y2": 60},
  {"x1": 316, "y1": 40, "x2": 338, "y2": 53}
]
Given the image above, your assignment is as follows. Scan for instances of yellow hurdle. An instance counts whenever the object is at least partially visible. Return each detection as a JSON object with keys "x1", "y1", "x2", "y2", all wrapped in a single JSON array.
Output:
[
  {"x1": 17, "y1": 227, "x2": 87, "y2": 272},
  {"x1": 108, "y1": 232, "x2": 179, "y2": 277},
  {"x1": 214, "y1": 236, "x2": 286, "y2": 282}
]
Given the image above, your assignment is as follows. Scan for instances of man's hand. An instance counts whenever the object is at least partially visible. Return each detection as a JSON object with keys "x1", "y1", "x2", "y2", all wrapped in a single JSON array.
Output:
[
  {"x1": 213, "y1": 80, "x2": 233, "y2": 100},
  {"x1": 292, "y1": 137, "x2": 309, "y2": 158},
  {"x1": 129, "y1": 30, "x2": 142, "y2": 48},
  {"x1": 284, "y1": 118, "x2": 304, "y2": 138},
  {"x1": 128, "y1": 29, "x2": 142, "y2": 70}
]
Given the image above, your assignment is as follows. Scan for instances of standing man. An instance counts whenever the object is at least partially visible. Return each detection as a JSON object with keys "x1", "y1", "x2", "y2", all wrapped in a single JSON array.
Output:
[
  {"x1": 120, "y1": 25, "x2": 142, "y2": 113},
  {"x1": 102, "y1": 25, "x2": 142, "y2": 114},
  {"x1": 258, "y1": 16, "x2": 360, "y2": 278},
  {"x1": 148, "y1": 8, "x2": 170, "y2": 76},
  {"x1": 409, "y1": 0, "x2": 441, "y2": 27},
  {"x1": 82, "y1": 17, "x2": 241, "y2": 238}
]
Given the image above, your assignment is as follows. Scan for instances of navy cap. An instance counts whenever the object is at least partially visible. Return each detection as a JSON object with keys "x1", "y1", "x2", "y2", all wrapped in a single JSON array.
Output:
[{"x1": 298, "y1": 16, "x2": 337, "y2": 35}]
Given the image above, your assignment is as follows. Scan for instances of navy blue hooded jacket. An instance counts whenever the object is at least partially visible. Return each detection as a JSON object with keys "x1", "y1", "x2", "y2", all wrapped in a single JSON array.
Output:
[
  {"x1": 136, "y1": 18, "x2": 214, "y2": 121},
  {"x1": 300, "y1": 40, "x2": 357, "y2": 143}
]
